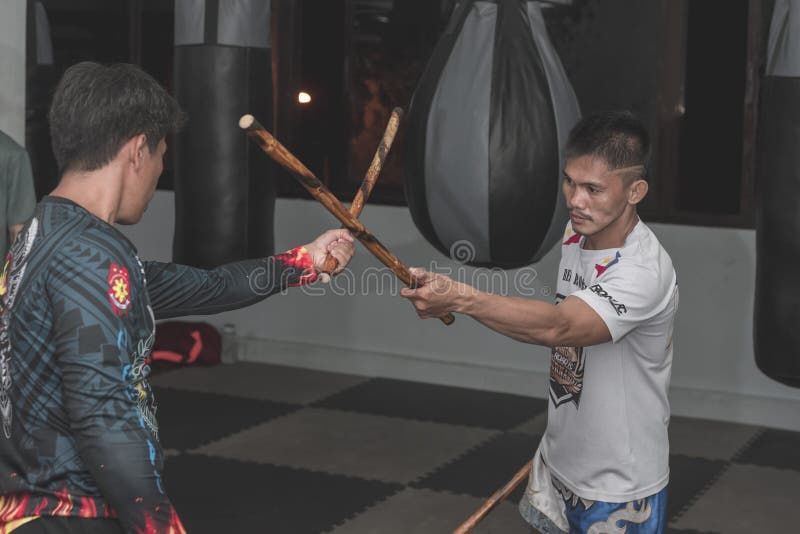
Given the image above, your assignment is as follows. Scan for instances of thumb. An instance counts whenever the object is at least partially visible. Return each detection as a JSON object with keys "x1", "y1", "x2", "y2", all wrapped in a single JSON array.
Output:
[{"x1": 409, "y1": 267, "x2": 428, "y2": 280}]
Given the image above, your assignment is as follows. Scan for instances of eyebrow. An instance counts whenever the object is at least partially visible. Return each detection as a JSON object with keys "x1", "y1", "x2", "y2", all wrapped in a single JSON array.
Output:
[{"x1": 562, "y1": 171, "x2": 605, "y2": 190}]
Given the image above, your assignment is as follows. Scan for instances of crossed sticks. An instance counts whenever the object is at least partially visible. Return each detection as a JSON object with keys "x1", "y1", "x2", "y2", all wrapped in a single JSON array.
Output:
[{"x1": 240, "y1": 108, "x2": 455, "y2": 326}]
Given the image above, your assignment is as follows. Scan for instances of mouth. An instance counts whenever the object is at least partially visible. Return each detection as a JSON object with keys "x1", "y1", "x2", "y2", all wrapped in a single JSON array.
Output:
[{"x1": 570, "y1": 212, "x2": 591, "y2": 223}]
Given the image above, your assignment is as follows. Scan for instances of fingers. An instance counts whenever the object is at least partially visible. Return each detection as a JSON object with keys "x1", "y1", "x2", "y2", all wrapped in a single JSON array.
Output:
[
  {"x1": 312, "y1": 229, "x2": 354, "y2": 253},
  {"x1": 327, "y1": 238, "x2": 350, "y2": 252},
  {"x1": 408, "y1": 267, "x2": 435, "y2": 285},
  {"x1": 400, "y1": 268, "x2": 428, "y2": 296},
  {"x1": 328, "y1": 241, "x2": 355, "y2": 274},
  {"x1": 324, "y1": 228, "x2": 354, "y2": 244},
  {"x1": 399, "y1": 287, "x2": 439, "y2": 320},
  {"x1": 307, "y1": 229, "x2": 356, "y2": 274}
]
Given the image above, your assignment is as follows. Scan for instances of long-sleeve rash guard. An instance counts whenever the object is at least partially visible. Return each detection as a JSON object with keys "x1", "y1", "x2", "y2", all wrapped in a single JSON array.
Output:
[{"x1": 0, "y1": 197, "x2": 317, "y2": 532}]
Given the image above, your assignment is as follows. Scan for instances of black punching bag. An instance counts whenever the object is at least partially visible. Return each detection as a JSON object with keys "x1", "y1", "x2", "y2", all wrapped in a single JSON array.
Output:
[
  {"x1": 754, "y1": 0, "x2": 800, "y2": 387},
  {"x1": 173, "y1": 0, "x2": 275, "y2": 268},
  {"x1": 405, "y1": 0, "x2": 580, "y2": 268}
]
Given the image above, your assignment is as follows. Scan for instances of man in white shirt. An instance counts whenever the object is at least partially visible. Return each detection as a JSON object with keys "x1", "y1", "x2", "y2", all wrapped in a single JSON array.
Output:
[{"x1": 401, "y1": 110, "x2": 678, "y2": 533}]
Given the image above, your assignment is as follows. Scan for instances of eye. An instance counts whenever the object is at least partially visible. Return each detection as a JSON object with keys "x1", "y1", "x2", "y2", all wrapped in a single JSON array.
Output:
[{"x1": 588, "y1": 186, "x2": 601, "y2": 194}]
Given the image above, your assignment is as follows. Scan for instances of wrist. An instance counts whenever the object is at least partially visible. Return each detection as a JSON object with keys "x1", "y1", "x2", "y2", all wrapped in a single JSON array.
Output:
[
  {"x1": 274, "y1": 245, "x2": 318, "y2": 286},
  {"x1": 453, "y1": 283, "x2": 482, "y2": 315}
]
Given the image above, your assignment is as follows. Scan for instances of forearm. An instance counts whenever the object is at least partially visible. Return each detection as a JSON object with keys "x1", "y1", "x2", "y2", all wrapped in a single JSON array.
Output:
[
  {"x1": 148, "y1": 246, "x2": 317, "y2": 319},
  {"x1": 155, "y1": 258, "x2": 288, "y2": 319},
  {"x1": 457, "y1": 290, "x2": 564, "y2": 346}
]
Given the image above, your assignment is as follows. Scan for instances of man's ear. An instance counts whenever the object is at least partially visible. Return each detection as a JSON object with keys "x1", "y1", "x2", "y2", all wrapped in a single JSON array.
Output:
[
  {"x1": 628, "y1": 179, "x2": 649, "y2": 205},
  {"x1": 130, "y1": 134, "x2": 148, "y2": 170}
]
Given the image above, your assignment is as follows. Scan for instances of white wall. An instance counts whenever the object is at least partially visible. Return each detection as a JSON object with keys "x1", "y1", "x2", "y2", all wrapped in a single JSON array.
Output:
[
  {"x1": 124, "y1": 192, "x2": 800, "y2": 431},
  {"x1": 0, "y1": 0, "x2": 27, "y2": 144}
]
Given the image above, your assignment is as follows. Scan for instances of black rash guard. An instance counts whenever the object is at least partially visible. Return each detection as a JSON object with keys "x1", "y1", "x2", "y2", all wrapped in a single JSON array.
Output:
[{"x1": 0, "y1": 197, "x2": 318, "y2": 533}]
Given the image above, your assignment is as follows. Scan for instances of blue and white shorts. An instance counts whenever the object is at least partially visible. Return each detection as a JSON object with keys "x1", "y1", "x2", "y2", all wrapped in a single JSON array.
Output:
[{"x1": 519, "y1": 448, "x2": 667, "y2": 534}]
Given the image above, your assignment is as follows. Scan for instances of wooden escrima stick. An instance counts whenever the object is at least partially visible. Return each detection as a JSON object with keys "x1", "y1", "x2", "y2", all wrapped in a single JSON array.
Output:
[
  {"x1": 353, "y1": 107, "x2": 403, "y2": 216},
  {"x1": 240, "y1": 113, "x2": 454, "y2": 326},
  {"x1": 319, "y1": 107, "x2": 403, "y2": 276}
]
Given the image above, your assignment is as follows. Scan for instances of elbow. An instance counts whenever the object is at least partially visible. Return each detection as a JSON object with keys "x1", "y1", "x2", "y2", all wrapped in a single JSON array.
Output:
[{"x1": 538, "y1": 313, "x2": 571, "y2": 347}]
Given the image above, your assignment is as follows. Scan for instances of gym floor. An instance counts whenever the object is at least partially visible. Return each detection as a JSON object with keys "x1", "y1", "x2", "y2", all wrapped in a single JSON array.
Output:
[{"x1": 150, "y1": 362, "x2": 799, "y2": 534}]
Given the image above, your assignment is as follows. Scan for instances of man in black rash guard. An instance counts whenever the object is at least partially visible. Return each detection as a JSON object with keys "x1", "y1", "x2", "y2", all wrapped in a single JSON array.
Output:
[{"x1": 0, "y1": 62, "x2": 355, "y2": 534}]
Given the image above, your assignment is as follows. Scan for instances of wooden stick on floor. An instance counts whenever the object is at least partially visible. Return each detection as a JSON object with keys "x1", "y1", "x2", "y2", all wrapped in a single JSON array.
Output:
[{"x1": 453, "y1": 459, "x2": 533, "y2": 534}]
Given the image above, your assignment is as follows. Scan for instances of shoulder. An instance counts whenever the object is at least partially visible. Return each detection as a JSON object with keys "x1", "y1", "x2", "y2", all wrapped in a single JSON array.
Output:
[
  {"x1": 0, "y1": 131, "x2": 29, "y2": 173},
  {"x1": 36, "y1": 199, "x2": 136, "y2": 265},
  {"x1": 79, "y1": 222, "x2": 135, "y2": 257},
  {"x1": 621, "y1": 222, "x2": 673, "y2": 268},
  {"x1": 560, "y1": 221, "x2": 583, "y2": 257},
  {"x1": 606, "y1": 222, "x2": 676, "y2": 292},
  {"x1": 46, "y1": 226, "x2": 139, "y2": 314},
  {"x1": 40, "y1": 215, "x2": 137, "y2": 287},
  {"x1": 0, "y1": 130, "x2": 25, "y2": 155},
  {"x1": 561, "y1": 221, "x2": 580, "y2": 244},
  {"x1": 67, "y1": 225, "x2": 138, "y2": 279}
]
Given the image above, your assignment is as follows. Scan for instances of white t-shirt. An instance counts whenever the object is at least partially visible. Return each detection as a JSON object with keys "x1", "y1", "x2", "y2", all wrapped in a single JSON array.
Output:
[{"x1": 540, "y1": 220, "x2": 678, "y2": 502}]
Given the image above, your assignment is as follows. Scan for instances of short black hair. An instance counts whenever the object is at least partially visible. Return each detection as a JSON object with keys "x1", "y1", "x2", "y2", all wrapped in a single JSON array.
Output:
[
  {"x1": 49, "y1": 62, "x2": 186, "y2": 175},
  {"x1": 565, "y1": 110, "x2": 650, "y2": 181}
]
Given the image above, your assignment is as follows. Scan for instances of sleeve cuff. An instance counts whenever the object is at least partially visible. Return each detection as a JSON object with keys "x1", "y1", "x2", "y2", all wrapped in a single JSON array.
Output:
[
  {"x1": 571, "y1": 292, "x2": 625, "y2": 343},
  {"x1": 273, "y1": 246, "x2": 318, "y2": 287}
]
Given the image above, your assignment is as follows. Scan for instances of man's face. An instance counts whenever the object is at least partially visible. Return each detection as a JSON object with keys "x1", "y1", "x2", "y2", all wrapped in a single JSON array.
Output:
[{"x1": 562, "y1": 155, "x2": 632, "y2": 238}]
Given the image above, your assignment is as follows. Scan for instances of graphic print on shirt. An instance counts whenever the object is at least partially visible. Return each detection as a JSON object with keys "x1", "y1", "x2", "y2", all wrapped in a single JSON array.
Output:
[
  {"x1": 107, "y1": 263, "x2": 132, "y2": 315},
  {"x1": 594, "y1": 251, "x2": 621, "y2": 277},
  {"x1": 563, "y1": 228, "x2": 581, "y2": 246},
  {"x1": 0, "y1": 218, "x2": 38, "y2": 438},
  {"x1": 120, "y1": 299, "x2": 164, "y2": 495},
  {"x1": 272, "y1": 246, "x2": 318, "y2": 286},
  {"x1": 121, "y1": 305, "x2": 158, "y2": 440},
  {"x1": 549, "y1": 292, "x2": 586, "y2": 409},
  {"x1": 550, "y1": 345, "x2": 586, "y2": 408}
]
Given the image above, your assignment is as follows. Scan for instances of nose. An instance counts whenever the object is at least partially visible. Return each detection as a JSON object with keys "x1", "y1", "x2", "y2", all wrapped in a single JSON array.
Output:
[{"x1": 564, "y1": 182, "x2": 586, "y2": 210}]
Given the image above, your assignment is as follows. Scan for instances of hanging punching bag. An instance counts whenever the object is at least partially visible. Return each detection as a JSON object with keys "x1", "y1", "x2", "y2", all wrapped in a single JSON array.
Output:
[
  {"x1": 405, "y1": 0, "x2": 580, "y2": 268},
  {"x1": 754, "y1": 0, "x2": 800, "y2": 388},
  {"x1": 173, "y1": 0, "x2": 275, "y2": 268}
]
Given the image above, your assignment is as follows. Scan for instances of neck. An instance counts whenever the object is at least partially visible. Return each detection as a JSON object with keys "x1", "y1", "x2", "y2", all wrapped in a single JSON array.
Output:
[
  {"x1": 50, "y1": 163, "x2": 125, "y2": 225},
  {"x1": 583, "y1": 208, "x2": 639, "y2": 250}
]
